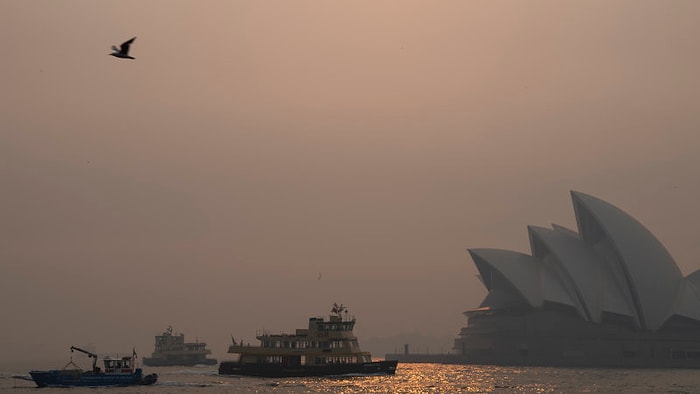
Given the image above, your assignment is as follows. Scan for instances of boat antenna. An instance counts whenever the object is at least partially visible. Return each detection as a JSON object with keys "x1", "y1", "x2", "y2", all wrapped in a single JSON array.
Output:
[{"x1": 331, "y1": 303, "x2": 346, "y2": 316}]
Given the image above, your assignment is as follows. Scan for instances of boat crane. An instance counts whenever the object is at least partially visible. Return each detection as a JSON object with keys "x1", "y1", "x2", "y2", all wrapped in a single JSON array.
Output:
[{"x1": 70, "y1": 346, "x2": 98, "y2": 372}]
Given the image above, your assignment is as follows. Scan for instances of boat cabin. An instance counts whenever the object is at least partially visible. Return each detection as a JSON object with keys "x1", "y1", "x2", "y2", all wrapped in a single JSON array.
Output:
[
  {"x1": 102, "y1": 356, "x2": 134, "y2": 374},
  {"x1": 153, "y1": 326, "x2": 211, "y2": 353}
]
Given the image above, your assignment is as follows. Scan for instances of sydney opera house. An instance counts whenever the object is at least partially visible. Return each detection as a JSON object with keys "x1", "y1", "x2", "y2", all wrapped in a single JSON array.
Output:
[{"x1": 453, "y1": 191, "x2": 700, "y2": 367}]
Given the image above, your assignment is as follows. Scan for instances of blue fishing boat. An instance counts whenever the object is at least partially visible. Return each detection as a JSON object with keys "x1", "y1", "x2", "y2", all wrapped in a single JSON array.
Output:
[{"x1": 29, "y1": 346, "x2": 157, "y2": 387}]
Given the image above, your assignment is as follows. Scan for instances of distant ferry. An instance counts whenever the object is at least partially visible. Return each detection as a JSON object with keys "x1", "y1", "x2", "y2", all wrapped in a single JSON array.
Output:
[
  {"x1": 29, "y1": 346, "x2": 157, "y2": 387},
  {"x1": 143, "y1": 326, "x2": 217, "y2": 366},
  {"x1": 219, "y1": 303, "x2": 398, "y2": 377}
]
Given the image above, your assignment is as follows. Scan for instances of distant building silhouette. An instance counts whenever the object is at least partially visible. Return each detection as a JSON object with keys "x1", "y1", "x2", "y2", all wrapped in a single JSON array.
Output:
[{"x1": 453, "y1": 191, "x2": 700, "y2": 368}]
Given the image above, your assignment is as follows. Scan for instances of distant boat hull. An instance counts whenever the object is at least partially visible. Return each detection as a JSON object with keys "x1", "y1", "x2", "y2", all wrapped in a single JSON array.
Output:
[
  {"x1": 29, "y1": 369, "x2": 157, "y2": 387},
  {"x1": 143, "y1": 357, "x2": 218, "y2": 367},
  {"x1": 218, "y1": 360, "x2": 398, "y2": 378}
]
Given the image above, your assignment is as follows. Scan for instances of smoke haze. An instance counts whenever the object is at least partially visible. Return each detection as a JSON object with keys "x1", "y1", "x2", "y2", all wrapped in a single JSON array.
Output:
[{"x1": 2, "y1": 1, "x2": 699, "y2": 363}]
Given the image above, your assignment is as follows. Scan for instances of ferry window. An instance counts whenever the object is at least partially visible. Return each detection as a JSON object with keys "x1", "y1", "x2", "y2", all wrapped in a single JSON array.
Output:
[
  {"x1": 672, "y1": 350, "x2": 686, "y2": 359},
  {"x1": 687, "y1": 351, "x2": 700, "y2": 359}
]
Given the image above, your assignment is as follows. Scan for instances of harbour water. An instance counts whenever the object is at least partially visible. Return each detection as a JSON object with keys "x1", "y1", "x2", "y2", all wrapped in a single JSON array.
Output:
[{"x1": 3, "y1": 362, "x2": 700, "y2": 393}]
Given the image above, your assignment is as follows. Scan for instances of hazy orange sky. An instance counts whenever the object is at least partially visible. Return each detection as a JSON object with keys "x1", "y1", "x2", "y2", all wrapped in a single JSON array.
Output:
[{"x1": 2, "y1": 1, "x2": 700, "y2": 363}]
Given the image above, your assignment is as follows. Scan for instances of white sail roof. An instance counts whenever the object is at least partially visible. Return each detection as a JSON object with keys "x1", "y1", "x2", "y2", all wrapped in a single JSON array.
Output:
[
  {"x1": 571, "y1": 191, "x2": 682, "y2": 330},
  {"x1": 469, "y1": 248, "x2": 576, "y2": 312},
  {"x1": 468, "y1": 191, "x2": 697, "y2": 332},
  {"x1": 527, "y1": 225, "x2": 636, "y2": 324}
]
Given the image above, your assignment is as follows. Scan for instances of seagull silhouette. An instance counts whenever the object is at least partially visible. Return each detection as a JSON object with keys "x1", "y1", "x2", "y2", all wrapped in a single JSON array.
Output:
[{"x1": 110, "y1": 37, "x2": 136, "y2": 59}]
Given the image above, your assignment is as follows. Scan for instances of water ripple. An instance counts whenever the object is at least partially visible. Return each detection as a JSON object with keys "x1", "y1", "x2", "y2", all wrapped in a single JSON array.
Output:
[{"x1": 3, "y1": 363, "x2": 700, "y2": 393}]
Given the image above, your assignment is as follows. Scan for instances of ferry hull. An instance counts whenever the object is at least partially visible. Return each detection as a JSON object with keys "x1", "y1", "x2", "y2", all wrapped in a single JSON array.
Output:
[
  {"x1": 218, "y1": 360, "x2": 398, "y2": 378},
  {"x1": 29, "y1": 369, "x2": 157, "y2": 388}
]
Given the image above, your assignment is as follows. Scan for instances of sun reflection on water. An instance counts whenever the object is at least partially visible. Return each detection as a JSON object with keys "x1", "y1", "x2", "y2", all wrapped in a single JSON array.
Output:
[
  {"x1": 272, "y1": 363, "x2": 639, "y2": 393},
  {"x1": 6, "y1": 363, "x2": 700, "y2": 392},
  {"x1": 286, "y1": 363, "x2": 697, "y2": 394},
  {"x1": 288, "y1": 363, "x2": 542, "y2": 393}
]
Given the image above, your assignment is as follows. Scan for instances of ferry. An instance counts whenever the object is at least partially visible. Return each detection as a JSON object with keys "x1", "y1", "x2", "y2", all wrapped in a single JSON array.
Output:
[
  {"x1": 29, "y1": 346, "x2": 157, "y2": 387},
  {"x1": 218, "y1": 303, "x2": 398, "y2": 377},
  {"x1": 143, "y1": 326, "x2": 217, "y2": 366}
]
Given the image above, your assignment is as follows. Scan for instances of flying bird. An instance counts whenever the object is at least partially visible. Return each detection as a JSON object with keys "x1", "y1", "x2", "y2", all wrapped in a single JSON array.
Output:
[{"x1": 110, "y1": 37, "x2": 136, "y2": 59}]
